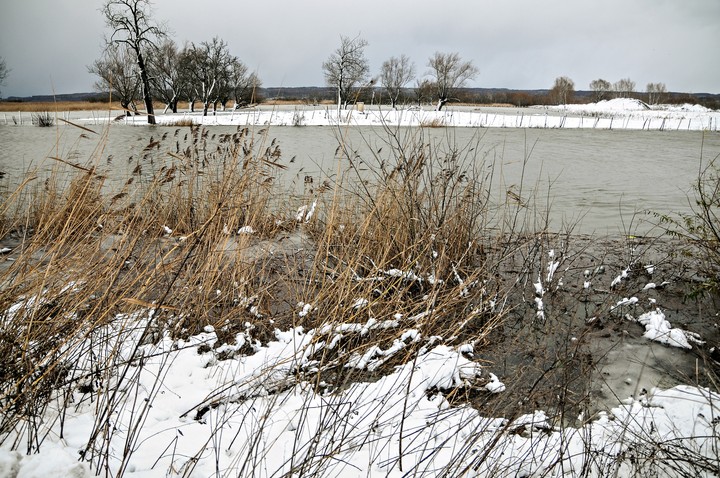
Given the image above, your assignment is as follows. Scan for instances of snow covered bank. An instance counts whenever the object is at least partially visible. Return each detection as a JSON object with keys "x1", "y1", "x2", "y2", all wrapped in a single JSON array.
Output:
[
  {"x1": 0, "y1": 305, "x2": 717, "y2": 477},
  {"x1": 108, "y1": 98, "x2": 720, "y2": 131}
]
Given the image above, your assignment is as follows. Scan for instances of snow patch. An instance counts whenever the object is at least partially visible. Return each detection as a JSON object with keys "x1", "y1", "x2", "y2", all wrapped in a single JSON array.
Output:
[{"x1": 637, "y1": 308, "x2": 703, "y2": 349}]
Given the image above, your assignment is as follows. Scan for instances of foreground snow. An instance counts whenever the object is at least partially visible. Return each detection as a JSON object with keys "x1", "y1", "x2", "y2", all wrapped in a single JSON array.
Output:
[
  {"x1": 1, "y1": 307, "x2": 717, "y2": 477},
  {"x1": 109, "y1": 98, "x2": 720, "y2": 131}
]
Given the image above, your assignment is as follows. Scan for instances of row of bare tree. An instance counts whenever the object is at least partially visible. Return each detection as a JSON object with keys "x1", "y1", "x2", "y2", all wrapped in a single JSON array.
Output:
[
  {"x1": 92, "y1": 0, "x2": 259, "y2": 123},
  {"x1": 322, "y1": 35, "x2": 478, "y2": 112},
  {"x1": 90, "y1": 38, "x2": 259, "y2": 118},
  {"x1": 93, "y1": 1, "x2": 673, "y2": 124},
  {"x1": 551, "y1": 76, "x2": 668, "y2": 105},
  {"x1": 95, "y1": 1, "x2": 478, "y2": 123}
]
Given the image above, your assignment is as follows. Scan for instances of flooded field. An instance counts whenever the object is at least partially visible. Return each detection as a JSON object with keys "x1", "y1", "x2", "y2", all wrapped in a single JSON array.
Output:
[{"x1": 2, "y1": 119, "x2": 718, "y2": 234}]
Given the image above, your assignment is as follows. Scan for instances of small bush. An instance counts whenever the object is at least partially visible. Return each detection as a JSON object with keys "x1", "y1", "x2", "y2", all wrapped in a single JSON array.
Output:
[
  {"x1": 292, "y1": 110, "x2": 305, "y2": 126},
  {"x1": 162, "y1": 117, "x2": 196, "y2": 126},
  {"x1": 31, "y1": 111, "x2": 54, "y2": 127}
]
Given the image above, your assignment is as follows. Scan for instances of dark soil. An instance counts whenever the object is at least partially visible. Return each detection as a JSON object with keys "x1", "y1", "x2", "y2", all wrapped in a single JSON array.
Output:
[{"x1": 469, "y1": 234, "x2": 719, "y2": 423}]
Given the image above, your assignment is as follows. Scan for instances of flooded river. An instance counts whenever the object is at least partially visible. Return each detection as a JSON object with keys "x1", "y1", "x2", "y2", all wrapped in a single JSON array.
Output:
[{"x1": 1, "y1": 119, "x2": 718, "y2": 235}]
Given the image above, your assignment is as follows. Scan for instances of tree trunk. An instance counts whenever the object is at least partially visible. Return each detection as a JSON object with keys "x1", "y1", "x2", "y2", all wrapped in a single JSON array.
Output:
[
  {"x1": 436, "y1": 97, "x2": 447, "y2": 111},
  {"x1": 135, "y1": 48, "x2": 156, "y2": 125},
  {"x1": 202, "y1": 101, "x2": 209, "y2": 116},
  {"x1": 164, "y1": 94, "x2": 178, "y2": 114},
  {"x1": 337, "y1": 87, "x2": 342, "y2": 116}
]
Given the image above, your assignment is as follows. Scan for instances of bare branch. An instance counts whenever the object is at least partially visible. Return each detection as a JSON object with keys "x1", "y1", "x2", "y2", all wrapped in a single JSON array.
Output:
[
  {"x1": 427, "y1": 52, "x2": 478, "y2": 110},
  {"x1": 380, "y1": 55, "x2": 415, "y2": 109},
  {"x1": 322, "y1": 35, "x2": 370, "y2": 112}
]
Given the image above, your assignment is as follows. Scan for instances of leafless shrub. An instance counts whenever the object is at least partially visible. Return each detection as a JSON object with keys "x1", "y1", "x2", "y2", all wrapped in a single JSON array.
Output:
[
  {"x1": 31, "y1": 111, "x2": 54, "y2": 127},
  {"x1": 161, "y1": 116, "x2": 196, "y2": 126},
  {"x1": 654, "y1": 139, "x2": 720, "y2": 295}
]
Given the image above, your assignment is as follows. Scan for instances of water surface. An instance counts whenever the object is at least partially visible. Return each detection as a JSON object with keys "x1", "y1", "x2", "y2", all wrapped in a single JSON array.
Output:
[{"x1": 1, "y1": 121, "x2": 717, "y2": 235}]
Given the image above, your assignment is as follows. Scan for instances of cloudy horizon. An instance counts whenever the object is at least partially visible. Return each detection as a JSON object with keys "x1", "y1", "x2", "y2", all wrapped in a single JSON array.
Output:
[{"x1": 1, "y1": 0, "x2": 719, "y2": 98}]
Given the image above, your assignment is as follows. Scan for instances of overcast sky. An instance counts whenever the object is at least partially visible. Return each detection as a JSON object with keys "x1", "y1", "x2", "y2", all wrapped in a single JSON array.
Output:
[{"x1": 0, "y1": 0, "x2": 718, "y2": 98}]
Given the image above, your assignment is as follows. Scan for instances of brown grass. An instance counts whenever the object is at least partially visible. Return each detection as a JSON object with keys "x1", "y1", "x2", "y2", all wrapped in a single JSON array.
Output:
[
  {"x1": 420, "y1": 117, "x2": 446, "y2": 127},
  {"x1": 0, "y1": 123, "x2": 508, "y2": 430},
  {"x1": 0, "y1": 99, "x2": 521, "y2": 113},
  {"x1": 0, "y1": 101, "x2": 122, "y2": 112},
  {"x1": 161, "y1": 117, "x2": 197, "y2": 126},
  {"x1": 0, "y1": 100, "x2": 195, "y2": 113},
  {"x1": 263, "y1": 99, "x2": 335, "y2": 106}
]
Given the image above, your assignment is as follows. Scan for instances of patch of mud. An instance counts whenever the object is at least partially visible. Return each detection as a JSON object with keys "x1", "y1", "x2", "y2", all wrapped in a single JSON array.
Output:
[{"x1": 471, "y1": 233, "x2": 719, "y2": 420}]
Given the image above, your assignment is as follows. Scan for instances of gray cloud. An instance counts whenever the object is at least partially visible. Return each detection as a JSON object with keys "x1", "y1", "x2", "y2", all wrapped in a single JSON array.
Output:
[{"x1": 1, "y1": 0, "x2": 718, "y2": 97}]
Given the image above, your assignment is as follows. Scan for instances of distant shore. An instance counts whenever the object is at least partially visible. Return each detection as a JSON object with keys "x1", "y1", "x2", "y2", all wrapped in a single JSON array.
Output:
[
  {"x1": 2, "y1": 98, "x2": 719, "y2": 131},
  {"x1": 0, "y1": 99, "x2": 521, "y2": 113}
]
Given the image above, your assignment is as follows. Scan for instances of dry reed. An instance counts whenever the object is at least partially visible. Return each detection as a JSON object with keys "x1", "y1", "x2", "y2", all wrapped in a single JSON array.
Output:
[{"x1": 0, "y1": 121, "x2": 716, "y2": 476}]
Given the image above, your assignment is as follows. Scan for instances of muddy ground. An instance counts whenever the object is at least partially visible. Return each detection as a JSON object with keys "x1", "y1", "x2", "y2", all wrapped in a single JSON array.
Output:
[
  {"x1": 231, "y1": 229, "x2": 720, "y2": 421},
  {"x1": 469, "y1": 233, "x2": 719, "y2": 423},
  {"x1": 1, "y1": 228, "x2": 718, "y2": 424}
]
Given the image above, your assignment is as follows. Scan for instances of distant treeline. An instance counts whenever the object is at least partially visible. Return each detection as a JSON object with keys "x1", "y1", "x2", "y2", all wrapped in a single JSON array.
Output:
[{"x1": 5, "y1": 87, "x2": 720, "y2": 110}]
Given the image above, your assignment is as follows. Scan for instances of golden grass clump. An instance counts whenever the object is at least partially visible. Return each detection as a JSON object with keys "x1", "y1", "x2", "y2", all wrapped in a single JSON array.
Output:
[
  {"x1": 0, "y1": 124, "x2": 296, "y2": 433},
  {"x1": 0, "y1": 122, "x2": 510, "y2": 432}
]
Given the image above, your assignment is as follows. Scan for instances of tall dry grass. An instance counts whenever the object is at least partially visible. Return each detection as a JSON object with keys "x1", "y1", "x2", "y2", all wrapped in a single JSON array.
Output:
[{"x1": 0, "y1": 124, "x2": 290, "y2": 449}]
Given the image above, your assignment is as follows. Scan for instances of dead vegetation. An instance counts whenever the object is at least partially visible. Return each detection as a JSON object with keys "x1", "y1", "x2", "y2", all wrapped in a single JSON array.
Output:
[{"x1": 0, "y1": 122, "x2": 717, "y2": 475}]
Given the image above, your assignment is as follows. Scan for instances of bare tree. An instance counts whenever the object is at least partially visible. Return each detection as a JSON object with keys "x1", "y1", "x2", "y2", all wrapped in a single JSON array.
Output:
[
  {"x1": 0, "y1": 57, "x2": 9, "y2": 97},
  {"x1": 613, "y1": 78, "x2": 635, "y2": 98},
  {"x1": 322, "y1": 35, "x2": 370, "y2": 113},
  {"x1": 414, "y1": 79, "x2": 435, "y2": 107},
  {"x1": 147, "y1": 39, "x2": 187, "y2": 113},
  {"x1": 646, "y1": 82, "x2": 667, "y2": 105},
  {"x1": 177, "y1": 47, "x2": 198, "y2": 112},
  {"x1": 380, "y1": 54, "x2": 415, "y2": 109},
  {"x1": 589, "y1": 78, "x2": 611, "y2": 102},
  {"x1": 186, "y1": 37, "x2": 233, "y2": 116},
  {"x1": 427, "y1": 52, "x2": 478, "y2": 111},
  {"x1": 229, "y1": 61, "x2": 261, "y2": 108},
  {"x1": 214, "y1": 57, "x2": 260, "y2": 111},
  {"x1": 550, "y1": 76, "x2": 575, "y2": 105},
  {"x1": 102, "y1": 0, "x2": 165, "y2": 124},
  {"x1": 88, "y1": 43, "x2": 141, "y2": 115}
]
